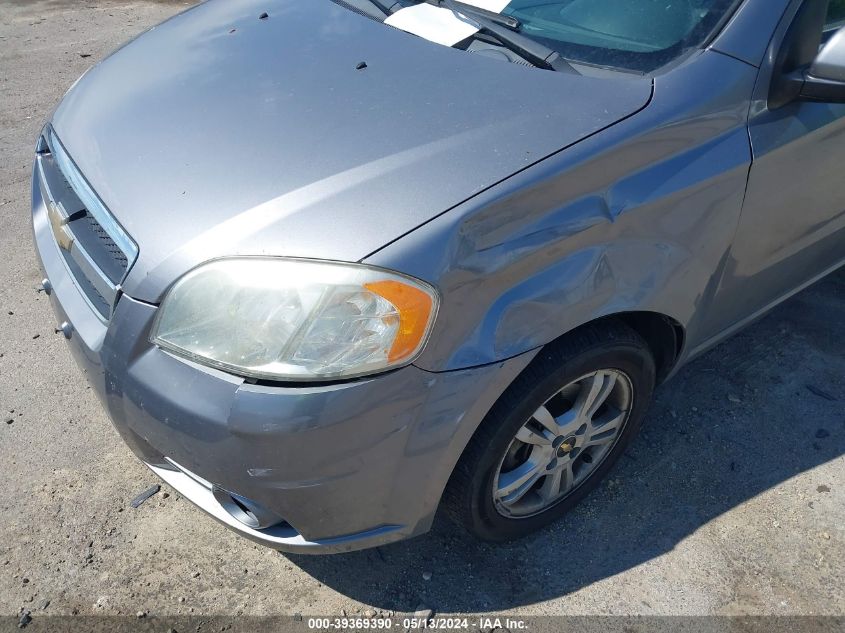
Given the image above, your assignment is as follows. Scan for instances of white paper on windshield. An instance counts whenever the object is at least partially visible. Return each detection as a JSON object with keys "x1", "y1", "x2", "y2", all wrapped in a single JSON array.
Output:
[{"x1": 385, "y1": 3, "x2": 479, "y2": 47}]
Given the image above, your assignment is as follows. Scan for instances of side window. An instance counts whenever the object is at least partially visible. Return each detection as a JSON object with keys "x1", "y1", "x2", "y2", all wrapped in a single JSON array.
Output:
[{"x1": 827, "y1": 0, "x2": 845, "y2": 29}]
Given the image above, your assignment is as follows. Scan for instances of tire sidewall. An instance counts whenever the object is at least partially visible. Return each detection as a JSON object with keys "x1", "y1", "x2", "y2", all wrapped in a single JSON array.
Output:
[{"x1": 468, "y1": 340, "x2": 655, "y2": 541}]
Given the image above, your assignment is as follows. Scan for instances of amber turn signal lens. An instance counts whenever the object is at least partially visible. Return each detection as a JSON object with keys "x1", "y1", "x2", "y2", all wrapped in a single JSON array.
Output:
[{"x1": 365, "y1": 280, "x2": 436, "y2": 363}]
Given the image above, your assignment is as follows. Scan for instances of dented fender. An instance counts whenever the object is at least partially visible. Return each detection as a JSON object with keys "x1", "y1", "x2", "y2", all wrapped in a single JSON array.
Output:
[{"x1": 366, "y1": 51, "x2": 758, "y2": 373}]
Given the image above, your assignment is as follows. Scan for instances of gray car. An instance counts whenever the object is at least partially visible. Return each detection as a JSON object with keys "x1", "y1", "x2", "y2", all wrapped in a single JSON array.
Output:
[{"x1": 32, "y1": 0, "x2": 845, "y2": 553}]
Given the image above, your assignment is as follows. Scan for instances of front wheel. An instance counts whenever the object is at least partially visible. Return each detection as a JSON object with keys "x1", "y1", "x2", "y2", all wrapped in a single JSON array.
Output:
[{"x1": 443, "y1": 321, "x2": 656, "y2": 542}]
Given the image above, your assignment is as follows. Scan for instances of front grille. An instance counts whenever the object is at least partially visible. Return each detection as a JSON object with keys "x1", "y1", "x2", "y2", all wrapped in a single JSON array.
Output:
[
  {"x1": 36, "y1": 127, "x2": 138, "y2": 320},
  {"x1": 63, "y1": 250, "x2": 113, "y2": 317},
  {"x1": 86, "y1": 215, "x2": 128, "y2": 268},
  {"x1": 66, "y1": 210, "x2": 130, "y2": 283}
]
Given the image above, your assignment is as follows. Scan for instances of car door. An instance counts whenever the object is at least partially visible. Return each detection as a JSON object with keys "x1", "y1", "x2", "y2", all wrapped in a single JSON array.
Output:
[{"x1": 704, "y1": 0, "x2": 845, "y2": 338}]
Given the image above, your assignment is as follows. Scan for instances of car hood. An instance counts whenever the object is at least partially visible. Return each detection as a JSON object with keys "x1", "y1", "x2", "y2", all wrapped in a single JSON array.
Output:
[{"x1": 51, "y1": 0, "x2": 652, "y2": 303}]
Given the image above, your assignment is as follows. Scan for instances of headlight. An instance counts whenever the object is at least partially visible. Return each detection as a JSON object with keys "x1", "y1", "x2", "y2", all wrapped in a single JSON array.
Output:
[{"x1": 150, "y1": 258, "x2": 439, "y2": 381}]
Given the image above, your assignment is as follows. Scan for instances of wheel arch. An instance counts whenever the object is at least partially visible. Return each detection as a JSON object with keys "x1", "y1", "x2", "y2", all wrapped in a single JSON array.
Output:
[
  {"x1": 507, "y1": 309, "x2": 685, "y2": 385},
  {"x1": 600, "y1": 311, "x2": 684, "y2": 384},
  {"x1": 438, "y1": 314, "x2": 664, "y2": 538}
]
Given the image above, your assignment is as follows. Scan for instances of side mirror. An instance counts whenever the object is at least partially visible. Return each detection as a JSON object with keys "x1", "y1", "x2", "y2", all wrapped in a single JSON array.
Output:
[{"x1": 794, "y1": 28, "x2": 845, "y2": 103}]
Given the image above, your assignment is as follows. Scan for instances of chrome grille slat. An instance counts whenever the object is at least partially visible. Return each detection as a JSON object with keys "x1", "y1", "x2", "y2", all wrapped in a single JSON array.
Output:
[{"x1": 68, "y1": 240, "x2": 119, "y2": 309}]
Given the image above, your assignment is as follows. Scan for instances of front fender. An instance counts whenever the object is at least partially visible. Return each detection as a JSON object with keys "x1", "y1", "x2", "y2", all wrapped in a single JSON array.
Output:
[{"x1": 366, "y1": 51, "x2": 757, "y2": 373}]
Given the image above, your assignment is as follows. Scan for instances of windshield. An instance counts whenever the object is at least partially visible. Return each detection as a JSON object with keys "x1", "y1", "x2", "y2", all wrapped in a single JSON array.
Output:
[
  {"x1": 495, "y1": 0, "x2": 742, "y2": 73},
  {"x1": 829, "y1": 0, "x2": 845, "y2": 29}
]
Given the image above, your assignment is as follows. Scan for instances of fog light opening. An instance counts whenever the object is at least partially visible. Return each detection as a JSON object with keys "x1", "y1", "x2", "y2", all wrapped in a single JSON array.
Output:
[
  {"x1": 212, "y1": 486, "x2": 284, "y2": 530},
  {"x1": 232, "y1": 496, "x2": 260, "y2": 528}
]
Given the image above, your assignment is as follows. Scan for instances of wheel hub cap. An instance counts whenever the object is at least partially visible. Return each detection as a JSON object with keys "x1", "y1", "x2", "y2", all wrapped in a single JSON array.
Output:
[{"x1": 555, "y1": 435, "x2": 578, "y2": 457}]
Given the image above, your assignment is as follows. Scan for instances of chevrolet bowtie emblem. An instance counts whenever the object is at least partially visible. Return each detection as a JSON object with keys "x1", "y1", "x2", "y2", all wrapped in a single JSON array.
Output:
[{"x1": 47, "y1": 200, "x2": 74, "y2": 252}]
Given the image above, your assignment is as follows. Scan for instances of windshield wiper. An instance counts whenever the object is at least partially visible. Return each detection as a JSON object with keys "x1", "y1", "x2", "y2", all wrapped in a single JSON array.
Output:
[
  {"x1": 422, "y1": 0, "x2": 520, "y2": 30},
  {"x1": 420, "y1": 0, "x2": 576, "y2": 73}
]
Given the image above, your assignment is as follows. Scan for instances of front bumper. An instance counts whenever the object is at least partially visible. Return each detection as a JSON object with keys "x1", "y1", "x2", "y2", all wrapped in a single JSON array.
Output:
[{"x1": 32, "y1": 164, "x2": 536, "y2": 553}]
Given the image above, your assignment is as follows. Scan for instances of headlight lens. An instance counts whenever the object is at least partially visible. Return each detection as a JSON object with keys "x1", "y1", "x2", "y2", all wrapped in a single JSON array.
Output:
[{"x1": 151, "y1": 258, "x2": 438, "y2": 381}]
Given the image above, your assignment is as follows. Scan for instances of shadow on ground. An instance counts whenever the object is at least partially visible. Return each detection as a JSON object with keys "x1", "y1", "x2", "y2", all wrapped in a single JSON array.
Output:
[{"x1": 286, "y1": 269, "x2": 845, "y2": 613}]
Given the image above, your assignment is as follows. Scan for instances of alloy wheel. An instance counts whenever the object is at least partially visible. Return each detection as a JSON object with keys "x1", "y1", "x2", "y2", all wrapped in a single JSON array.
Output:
[{"x1": 492, "y1": 369, "x2": 633, "y2": 518}]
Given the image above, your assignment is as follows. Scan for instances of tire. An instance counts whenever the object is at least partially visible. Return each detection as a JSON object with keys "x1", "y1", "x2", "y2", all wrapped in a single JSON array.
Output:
[{"x1": 443, "y1": 320, "x2": 656, "y2": 542}]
